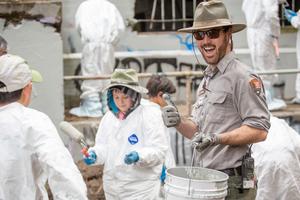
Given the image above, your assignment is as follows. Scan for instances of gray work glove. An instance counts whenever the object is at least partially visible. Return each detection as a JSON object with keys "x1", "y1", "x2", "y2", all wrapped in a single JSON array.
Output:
[
  {"x1": 161, "y1": 105, "x2": 180, "y2": 127},
  {"x1": 192, "y1": 133, "x2": 221, "y2": 152}
]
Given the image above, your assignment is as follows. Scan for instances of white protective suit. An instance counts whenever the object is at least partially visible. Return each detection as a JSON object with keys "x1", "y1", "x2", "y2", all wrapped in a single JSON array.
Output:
[
  {"x1": 141, "y1": 99, "x2": 176, "y2": 169},
  {"x1": 91, "y1": 104, "x2": 168, "y2": 200},
  {"x1": 242, "y1": 0, "x2": 280, "y2": 73},
  {"x1": 141, "y1": 99, "x2": 192, "y2": 166},
  {"x1": 168, "y1": 127, "x2": 193, "y2": 166},
  {"x1": 291, "y1": 12, "x2": 300, "y2": 101},
  {"x1": 73, "y1": 0, "x2": 125, "y2": 115},
  {"x1": 0, "y1": 102, "x2": 87, "y2": 200},
  {"x1": 242, "y1": 0, "x2": 286, "y2": 111},
  {"x1": 252, "y1": 116, "x2": 300, "y2": 199}
]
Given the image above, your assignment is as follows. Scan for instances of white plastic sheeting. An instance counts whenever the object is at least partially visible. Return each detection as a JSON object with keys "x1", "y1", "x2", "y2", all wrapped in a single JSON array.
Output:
[
  {"x1": 75, "y1": 0, "x2": 125, "y2": 99},
  {"x1": 0, "y1": 102, "x2": 87, "y2": 200},
  {"x1": 91, "y1": 104, "x2": 168, "y2": 199},
  {"x1": 242, "y1": 0, "x2": 280, "y2": 72},
  {"x1": 252, "y1": 116, "x2": 300, "y2": 199}
]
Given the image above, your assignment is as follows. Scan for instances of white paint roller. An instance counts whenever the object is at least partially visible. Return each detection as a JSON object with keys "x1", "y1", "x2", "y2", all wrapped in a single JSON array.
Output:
[
  {"x1": 59, "y1": 121, "x2": 84, "y2": 143},
  {"x1": 59, "y1": 121, "x2": 89, "y2": 157}
]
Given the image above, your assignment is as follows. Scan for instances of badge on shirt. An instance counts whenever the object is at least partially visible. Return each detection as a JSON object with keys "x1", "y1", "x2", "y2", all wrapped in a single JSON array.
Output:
[
  {"x1": 249, "y1": 78, "x2": 262, "y2": 95},
  {"x1": 128, "y1": 134, "x2": 139, "y2": 145}
]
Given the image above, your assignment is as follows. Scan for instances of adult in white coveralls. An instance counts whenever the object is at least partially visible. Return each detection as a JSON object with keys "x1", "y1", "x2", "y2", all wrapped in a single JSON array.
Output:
[
  {"x1": 242, "y1": 0, "x2": 286, "y2": 111},
  {"x1": 70, "y1": 0, "x2": 125, "y2": 117},
  {"x1": 83, "y1": 69, "x2": 168, "y2": 199},
  {"x1": 252, "y1": 116, "x2": 300, "y2": 199},
  {"x1": 144, "y1": 75, "x2": 177, "y2": 169},
  {"x1": 285, "y1": 8, "x2": 300, "y2": 103},
  {"x1": 0, "y1": 54, "x2": 88, "y2": 200},
  {"x1": 143, "y1": 75, "x2": 177, "y2": 198}
]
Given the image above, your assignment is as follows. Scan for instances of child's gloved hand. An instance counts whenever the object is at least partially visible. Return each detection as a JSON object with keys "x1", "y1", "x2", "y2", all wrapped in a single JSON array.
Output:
[
  {"x1": 284, "y1": 9, "x2": 297, "y2": 23},
  {"x1": 83, "y1": 150, "x2": 97, "y2": 165},
  {"x1": 160, "y1": 165, "x2": 167, "y2": 183},
  {"x1": 124, "y1": 151, "x2": 139, "y2": 164}
]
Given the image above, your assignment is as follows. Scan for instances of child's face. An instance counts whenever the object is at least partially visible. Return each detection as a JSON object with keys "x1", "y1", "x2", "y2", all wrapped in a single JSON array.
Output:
[{"x1": 113, "y1": 89, "x2": 133, "y2": 113}]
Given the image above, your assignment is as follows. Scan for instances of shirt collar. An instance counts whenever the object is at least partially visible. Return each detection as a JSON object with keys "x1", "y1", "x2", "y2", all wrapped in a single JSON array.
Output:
[
  {"x1": 205, "y1": 51, "x2": 235, "y2": 76},
  {"x1": 217, "y1": 51, "x2": 235, "y2": 74},
  {"x1": 204, "y1": 66, "x2": 217, "y2": 78}
]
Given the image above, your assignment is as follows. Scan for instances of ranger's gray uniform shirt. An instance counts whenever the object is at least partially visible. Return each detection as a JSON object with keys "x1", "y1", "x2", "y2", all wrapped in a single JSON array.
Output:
[{"x1": 191, "y1": 52, "x2": 270, "y2": 170}]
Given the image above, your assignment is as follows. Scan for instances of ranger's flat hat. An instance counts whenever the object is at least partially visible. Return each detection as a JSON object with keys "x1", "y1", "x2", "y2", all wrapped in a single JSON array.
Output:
[{"x1": 178, "y1": 0, "x2": 246, "y2": 33}]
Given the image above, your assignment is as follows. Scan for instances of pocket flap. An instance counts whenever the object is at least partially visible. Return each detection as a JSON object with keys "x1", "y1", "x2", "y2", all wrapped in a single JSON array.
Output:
[{"x1": 208, "y1": 92, "x2": 227, "y2": 104}]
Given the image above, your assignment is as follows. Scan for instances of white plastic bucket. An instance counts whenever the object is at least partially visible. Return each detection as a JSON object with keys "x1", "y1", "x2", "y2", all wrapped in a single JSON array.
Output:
[{"x1": 164, "y1": 167, "x2": 229, "y2": 200}]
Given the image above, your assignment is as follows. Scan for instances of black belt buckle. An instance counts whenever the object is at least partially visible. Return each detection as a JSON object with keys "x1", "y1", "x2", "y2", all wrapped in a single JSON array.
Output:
[{"x1": 220, "y1": 166, "x2": 241, "y2": 176}]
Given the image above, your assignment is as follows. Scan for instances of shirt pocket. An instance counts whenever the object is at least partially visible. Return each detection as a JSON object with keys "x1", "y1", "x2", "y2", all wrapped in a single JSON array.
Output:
[
  {"x1": 191, "y1": 96, "x2": 204, "y2": 122},
  {"x1": 206, "y1": 92, "x2": 228, "y2": 123}
]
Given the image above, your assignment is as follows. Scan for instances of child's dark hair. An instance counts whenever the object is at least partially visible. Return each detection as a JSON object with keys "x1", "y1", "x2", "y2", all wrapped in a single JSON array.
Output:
[{"x1": 146, "y1": 75, "x2": 176, "y2": 97}]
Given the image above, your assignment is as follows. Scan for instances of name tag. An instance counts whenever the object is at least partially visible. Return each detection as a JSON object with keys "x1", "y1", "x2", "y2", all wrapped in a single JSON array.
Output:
[{"x1": 128, "y1": 134, "x2": 139, "y2": 145}]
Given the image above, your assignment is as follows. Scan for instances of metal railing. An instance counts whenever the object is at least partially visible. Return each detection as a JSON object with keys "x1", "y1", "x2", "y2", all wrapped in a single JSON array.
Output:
[
  {"x1": 134, "y1": 0, "x2": 297, "y2": 31},
  {"x1": 64, "y1": 68, "x2": 300, "y2": 115},
  {"x1": 64, "y1": 71, "x2": 203, "y2": 115},
  {"x1": 139, "y1": 0, "x2": 201, "y2": 31},
  {"x1": 63, "y1": 48, "x2": 297, "y2": 60},
  {"x1": 63, "y1": 48, "x2": 299, "y2": 115}
]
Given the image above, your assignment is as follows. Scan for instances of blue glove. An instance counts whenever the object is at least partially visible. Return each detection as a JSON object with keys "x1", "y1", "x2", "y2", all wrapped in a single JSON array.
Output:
[
  {"x1": 124, "y1": 151, "x2": 139, "y2": 165},
  {"x1": 285, "y1": 9, "x2": 297, "y2": 23},
  {"x1": 83, "y1": 150, "x2": 97, "y2": 165},
  {"x1": 160, "y1": 165, "x2": 167, "y2": 183}
]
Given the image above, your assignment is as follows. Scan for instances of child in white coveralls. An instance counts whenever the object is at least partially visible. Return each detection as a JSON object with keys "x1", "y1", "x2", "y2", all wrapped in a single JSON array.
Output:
[{"x1": 83, "y1": 68, "x2": 168, "y2": 200}]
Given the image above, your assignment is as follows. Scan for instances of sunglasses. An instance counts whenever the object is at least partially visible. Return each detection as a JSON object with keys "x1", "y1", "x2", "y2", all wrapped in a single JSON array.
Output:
[{"x1": 193, "y1": 28, "x2": 225, "y2": 40}]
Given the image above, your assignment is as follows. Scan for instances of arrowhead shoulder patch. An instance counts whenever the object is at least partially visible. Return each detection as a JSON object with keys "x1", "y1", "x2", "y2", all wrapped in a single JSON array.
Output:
[{"x1": 249, "y1": 78, "x2": 262, "y2": 95}]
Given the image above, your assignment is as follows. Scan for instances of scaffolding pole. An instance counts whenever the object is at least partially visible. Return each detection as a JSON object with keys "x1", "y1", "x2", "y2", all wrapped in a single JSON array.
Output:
[
  {"x1": 149, "y1": 0, "x2": 158, "y2": 30},
  {"x1": 63, "y1": 68, "x2": 300, "y2": 115}
]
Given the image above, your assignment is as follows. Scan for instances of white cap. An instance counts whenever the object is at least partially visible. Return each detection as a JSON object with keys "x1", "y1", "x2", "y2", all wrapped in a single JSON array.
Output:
[{"x1": 0, "y1": 54, "x2": 43, "y2": 92}]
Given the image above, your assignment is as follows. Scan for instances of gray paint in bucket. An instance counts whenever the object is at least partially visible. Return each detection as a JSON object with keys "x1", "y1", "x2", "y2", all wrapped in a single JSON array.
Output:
[{"x1": 164, "y1": 167, "x2": 229, "y2": 200}]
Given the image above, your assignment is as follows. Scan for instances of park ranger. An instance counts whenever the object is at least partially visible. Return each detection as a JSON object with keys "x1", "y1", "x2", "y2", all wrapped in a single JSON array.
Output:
[{"x1": 162, "y1": 1, "x2": 270, "y2": 199}]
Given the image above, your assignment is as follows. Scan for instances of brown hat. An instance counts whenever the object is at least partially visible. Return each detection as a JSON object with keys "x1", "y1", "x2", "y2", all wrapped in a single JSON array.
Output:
[{"x1": 178, "y1": 0, "x2": 246, "y2": 33}]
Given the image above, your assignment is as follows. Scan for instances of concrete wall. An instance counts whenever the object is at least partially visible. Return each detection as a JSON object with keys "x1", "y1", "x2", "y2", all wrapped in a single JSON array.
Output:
[
  {"x1": 62, "y1": 0, "x2": 298, "y2": 101},
  {"x1": 61, "y1": 0, "x2": 298, "y2": 50},
  {"x1": 61, "y1": 0, "x2": 298, "y2": 49},
  {"x1": 0, "y1": 19, "x2": 65, "y2": 141}
]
